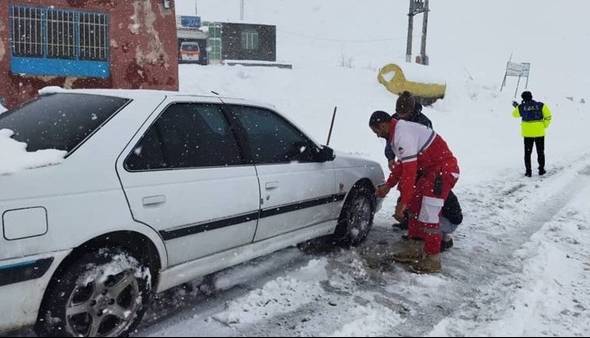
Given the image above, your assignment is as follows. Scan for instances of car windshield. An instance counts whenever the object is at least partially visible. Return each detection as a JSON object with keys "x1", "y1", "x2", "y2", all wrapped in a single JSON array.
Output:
[
  {"x1": 182, "y1": 44, "x2": 199, "y2": 52},
  {"x1": 0, "y1": 93, "x2": 129, "y2": 154}
]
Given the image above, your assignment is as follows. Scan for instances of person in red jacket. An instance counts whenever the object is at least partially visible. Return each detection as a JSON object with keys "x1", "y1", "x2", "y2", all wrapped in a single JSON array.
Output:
[{"x1": 370, "y1": 112, "x2": 460, "y2": 273}]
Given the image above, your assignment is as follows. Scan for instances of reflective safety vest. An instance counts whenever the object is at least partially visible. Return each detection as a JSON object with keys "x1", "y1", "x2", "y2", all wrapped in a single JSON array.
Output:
[{"x1": 512, "y1": 100, "x2": 553, "y2": 138}]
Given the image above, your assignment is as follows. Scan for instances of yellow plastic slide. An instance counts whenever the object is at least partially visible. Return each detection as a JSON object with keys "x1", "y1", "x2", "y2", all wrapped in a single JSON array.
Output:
[{"x1": 378, "y1": 64, "x2": 446, "y2": 105}]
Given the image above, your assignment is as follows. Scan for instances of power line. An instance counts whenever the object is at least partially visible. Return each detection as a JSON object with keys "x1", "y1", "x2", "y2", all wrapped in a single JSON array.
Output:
[{"x1": 278, "y1": 29, "x2": 406, "y2": 44}]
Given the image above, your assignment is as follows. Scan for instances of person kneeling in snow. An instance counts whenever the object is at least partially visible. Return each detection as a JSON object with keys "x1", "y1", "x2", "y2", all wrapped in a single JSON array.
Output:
[
  {"x1": 369, "y1": 109, "x2": 460, "y2": 273},
  {"x1": 380, "y1": 92, "x2": 463, "y2": 251}
]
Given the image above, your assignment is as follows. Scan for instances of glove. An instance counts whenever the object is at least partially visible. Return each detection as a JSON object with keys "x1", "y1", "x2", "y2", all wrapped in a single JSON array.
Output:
[
  {"x1": 394, "y1": 203, "x2": 407, "y2": 222},
  {"x1": 512, "y1": 101, "x2": 519, "y2": 108},
  {"x1": 375, "y1": 184, "x2": 391, "y2": 198}
]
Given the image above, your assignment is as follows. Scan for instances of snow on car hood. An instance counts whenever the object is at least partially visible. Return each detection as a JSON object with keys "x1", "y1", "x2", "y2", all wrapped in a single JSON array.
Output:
[{"x1": 0, "y1": 129, "x2": 66, "y2": 175}]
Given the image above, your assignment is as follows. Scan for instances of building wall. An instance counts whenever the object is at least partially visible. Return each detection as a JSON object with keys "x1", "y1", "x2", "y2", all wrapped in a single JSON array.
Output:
[
  {"x1": 0, "y1": 0, "x2": 179, "y2": 109},
  {"x1": 221, "y1": 23, "x2": 276, "y2": 62}
]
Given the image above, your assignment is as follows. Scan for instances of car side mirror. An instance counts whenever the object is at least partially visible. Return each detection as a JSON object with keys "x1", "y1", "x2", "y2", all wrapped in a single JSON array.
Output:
[{"x1": 314, "y1": 146, "x2": 335, "y2": 162}]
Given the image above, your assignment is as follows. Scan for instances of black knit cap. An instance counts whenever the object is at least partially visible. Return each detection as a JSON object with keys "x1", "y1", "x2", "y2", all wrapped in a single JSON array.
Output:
[
  {"x1": 522, "y1": 91, "x2": 533, "y2": 101},
  {"x1": 396, "y1": 91, "x2": 416, "y2": 114},
  {"x1": 369, "y1": 110, "x2": 392, "y2": 127}
]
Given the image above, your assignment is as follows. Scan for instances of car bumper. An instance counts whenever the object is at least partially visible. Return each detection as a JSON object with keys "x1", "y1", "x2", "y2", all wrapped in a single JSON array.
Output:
[{"x1": 0, "y1": 250, "x2": 71, "y2": 334}]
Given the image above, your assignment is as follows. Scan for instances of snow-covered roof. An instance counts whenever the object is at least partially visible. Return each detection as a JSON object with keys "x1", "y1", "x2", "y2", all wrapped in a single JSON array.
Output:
[{"x1": 37, "y1": 87, "x2": 277, "y2": 111}]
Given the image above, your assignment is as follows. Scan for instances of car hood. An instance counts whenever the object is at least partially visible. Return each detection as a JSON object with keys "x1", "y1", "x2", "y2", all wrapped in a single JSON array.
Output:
[{"x1": 333, "y1": 151, "x2": 381, "y2": 169}]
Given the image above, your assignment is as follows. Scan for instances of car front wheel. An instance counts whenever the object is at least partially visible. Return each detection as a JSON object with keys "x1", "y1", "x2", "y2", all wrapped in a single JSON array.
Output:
[{"x1": 334, "y1": 185, "x2": 375, "y2": 247}]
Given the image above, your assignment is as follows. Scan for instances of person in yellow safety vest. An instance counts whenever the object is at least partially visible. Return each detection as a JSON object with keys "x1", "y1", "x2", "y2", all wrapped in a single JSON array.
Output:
[{"x1": 512, "y1": 91, "x2": 553, "y2": 177}]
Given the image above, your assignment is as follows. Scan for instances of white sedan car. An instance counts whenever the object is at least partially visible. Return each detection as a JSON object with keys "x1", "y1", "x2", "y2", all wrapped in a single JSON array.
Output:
[{"x1": 0, "y1": 89, "x2": 384, "y2": 337}]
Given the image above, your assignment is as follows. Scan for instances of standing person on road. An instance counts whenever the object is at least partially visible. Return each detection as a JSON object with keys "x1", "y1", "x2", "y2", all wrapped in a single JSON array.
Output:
[{"x1": 512, "y1": 91, "x2": 553, "y2": 177}]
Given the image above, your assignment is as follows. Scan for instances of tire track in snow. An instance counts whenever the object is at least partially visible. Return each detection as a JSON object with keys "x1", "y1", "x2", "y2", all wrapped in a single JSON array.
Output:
[
  {"x1": 409, "y1": 155, "x2": 590, "y2": 336},
  {"x1": 427, "y1": 162, "x2": 590, "y2": 336}
]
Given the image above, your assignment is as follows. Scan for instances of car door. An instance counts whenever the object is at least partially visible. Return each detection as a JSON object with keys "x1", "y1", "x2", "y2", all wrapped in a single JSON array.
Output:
[
  {"x1": 226, "y1": 104, "x2": 341, "y2": 241},
  {"x1": 117, "y1": 98, "x2": 260, "y2": 266}
]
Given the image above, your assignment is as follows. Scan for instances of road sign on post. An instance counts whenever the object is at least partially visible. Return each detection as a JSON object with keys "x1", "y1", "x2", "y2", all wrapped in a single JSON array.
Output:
[
  {"x1": 501, "y1": 61, "x2": 531, "y2": 97},
  {"x1": 180, "y1": 16, "x2": 202, "y2": 28},
  {"x1": 406, "y1": 0, "x2": 430, "y2": 65}
]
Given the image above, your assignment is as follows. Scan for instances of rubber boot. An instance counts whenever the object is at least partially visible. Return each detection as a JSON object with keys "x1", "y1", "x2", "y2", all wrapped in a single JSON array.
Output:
[
  {"x1": 410, "y1": 254, "x2": 442, "y2": 274},
  {"x1": 392, "y1": 240, "x2": 424, "y2": 264}
]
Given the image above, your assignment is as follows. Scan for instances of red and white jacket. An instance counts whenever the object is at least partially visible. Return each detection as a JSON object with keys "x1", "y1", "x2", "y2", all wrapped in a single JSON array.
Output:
[{"x1": 385, "y1": 119, "x2": 459, "y2": 205}]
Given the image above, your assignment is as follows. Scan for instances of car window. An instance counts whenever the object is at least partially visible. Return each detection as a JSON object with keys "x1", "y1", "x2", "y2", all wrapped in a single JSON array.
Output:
[
  {"x1": 126, "y1": 127, "x2": 166, "y2": 171},
  {"x1": 229, "y1": 105, "x2": 316, "y2": 164},
  {"x1": 182, "y1": 43, "x2": 199, "y2": 52},
  {"x1": 0, "y1": 93, "x2": 129, "y2": 154},
  {"x1": 126, "y1": 103, "x2": 244, "y2": 171}
]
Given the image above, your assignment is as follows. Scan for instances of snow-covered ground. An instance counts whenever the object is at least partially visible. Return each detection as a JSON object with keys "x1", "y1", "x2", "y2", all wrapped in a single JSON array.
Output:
[
  {"x1": 4, "y1": 0, "x2": 590, "y2": 336},
  {"x1": 176, "y1": 0, "x2": 590, "y2": 186},
  {"x1": 128, "y1": 0, "x2": 590, "y2": 336}
]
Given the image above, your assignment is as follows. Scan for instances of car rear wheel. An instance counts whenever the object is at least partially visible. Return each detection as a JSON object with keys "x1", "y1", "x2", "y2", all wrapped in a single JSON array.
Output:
[{"x1": 35, "y1": 248, "x2": 152, "y2": 337}]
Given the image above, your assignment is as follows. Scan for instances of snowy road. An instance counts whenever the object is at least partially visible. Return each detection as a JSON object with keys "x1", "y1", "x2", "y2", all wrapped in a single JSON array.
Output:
[
  {"x1": 6, "y1": 156, "x2": 589, "y2": 337},
  {"x1": 130, "y1": 155, "x2": 590, "y2": 337},
  {"x1": 5, "y1": 157, "x2": 590, "y2": 337}
]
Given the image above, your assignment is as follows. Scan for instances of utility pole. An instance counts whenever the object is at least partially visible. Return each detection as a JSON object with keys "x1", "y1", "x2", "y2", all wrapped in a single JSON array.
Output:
[
  {"x1": 405, "y1": 0, "x2": 414, "y2": 63},
  {"x1": 195, "y1": 0, "x2": 198, "y2": 15},
  {"x1": 240, "y1": 0, "x2": 245, "y2": 21},
  {"x1": 419, "y1": 0, "x2": 430, "y2": 65},
  {"x1": 405, "y1": 0, "x2": 430, "y2": 65}
]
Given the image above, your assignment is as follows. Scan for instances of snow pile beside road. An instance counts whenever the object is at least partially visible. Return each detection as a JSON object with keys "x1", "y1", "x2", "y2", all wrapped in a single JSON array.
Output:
[
  {"x1": 179, "y1": 62, "x2": 590, "y2": 188},
  {"x1": 0, "y1": 129, "x2": 66, "y2": 175},
  {"x1": 386, "y1": 60, "x2": 448, "y2": 85},
  {"x1": 481, "y1": 195, "x2": 590, "y2": 336}
]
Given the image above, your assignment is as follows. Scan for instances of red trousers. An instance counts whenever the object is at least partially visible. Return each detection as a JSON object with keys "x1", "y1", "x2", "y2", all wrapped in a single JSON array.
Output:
[{"x1": 407, "y1": 165, "x2": 459, "y2": 255}]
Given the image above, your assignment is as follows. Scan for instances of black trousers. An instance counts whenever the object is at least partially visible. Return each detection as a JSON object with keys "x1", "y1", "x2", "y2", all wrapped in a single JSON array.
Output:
[
  {"x1": 524, "y1": 137, "x2": 545, "y2": 172},
  {"x1": 397, "y1": 190, "x2": 463, "y2": 226},
  {"x1": 441, "y1": 191, "x2": 463, "y2": 225}
]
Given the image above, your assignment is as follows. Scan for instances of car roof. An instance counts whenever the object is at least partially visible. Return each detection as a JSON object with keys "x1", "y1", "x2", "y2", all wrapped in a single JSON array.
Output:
[
  {"x1": 38, "y1": 87, "x2": 277, "y2": 110},
  {"x1": 37, "y1": 87, "x2": 321, "y2": 149}
]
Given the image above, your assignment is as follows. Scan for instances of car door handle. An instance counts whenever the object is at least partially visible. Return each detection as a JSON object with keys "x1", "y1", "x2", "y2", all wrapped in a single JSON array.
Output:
[
  {"x1": 265, "y1": 182, "x2": 280, "y2": 190},
  {"x1": 143, "y1": 195, "x2": 167, "y2": 207}
]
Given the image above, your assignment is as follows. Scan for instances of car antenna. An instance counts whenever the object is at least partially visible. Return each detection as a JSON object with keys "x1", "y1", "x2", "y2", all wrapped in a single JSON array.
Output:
[
  {"x1": 326, "y1": 106, "x2": 337, "y2": 146},
  {"x1": 211, "y1": 90, "x2": 226, "y2": 104}
]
